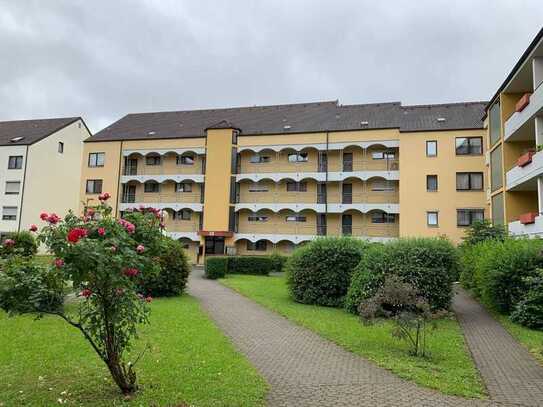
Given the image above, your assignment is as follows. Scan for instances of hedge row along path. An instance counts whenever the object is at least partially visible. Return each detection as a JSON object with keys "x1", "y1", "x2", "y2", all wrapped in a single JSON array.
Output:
[
  {"x1": 188, "y1": 269, "x2": 541, "y2": 406},
  {"x1": 452, "y1": 287, "x2": 543, "y2": 406}
]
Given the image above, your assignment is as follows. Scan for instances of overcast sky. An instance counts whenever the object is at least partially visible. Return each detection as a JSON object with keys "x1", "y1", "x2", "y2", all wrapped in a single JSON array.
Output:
[{"x1": 1, "y1": 1, "x2": 542, "y2": 133}]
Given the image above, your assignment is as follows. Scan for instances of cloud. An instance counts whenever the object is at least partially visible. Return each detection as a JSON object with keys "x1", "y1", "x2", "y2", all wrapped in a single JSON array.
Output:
[{"x1": 0, "y1": 0, "x2": 541, "y2": 132}]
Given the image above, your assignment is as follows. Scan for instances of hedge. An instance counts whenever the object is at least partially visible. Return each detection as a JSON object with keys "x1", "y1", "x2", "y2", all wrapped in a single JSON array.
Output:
[
  {"x1": 204, "y1": 255, "x2": 283, "y2": 279},
  {"x1": 205, "y1": 257, "x2": 228, "y2": 279},
  {"x1": 460, "y1": 238, "x2": 543, "y2": 313},
  {"x1": 345, "y1": 238, "x2": 458, "y2": 314},
  {"x1": 286, "y1": 237, "x2": 367, "y2": 307}
]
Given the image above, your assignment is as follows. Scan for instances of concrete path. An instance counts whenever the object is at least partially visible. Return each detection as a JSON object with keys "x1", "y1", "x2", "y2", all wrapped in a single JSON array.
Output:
[
  {"x1": 188, "y1": 270, "x2": 517, "y2": 406},
  {"x1": 452, "y1": 287, "x2": 543, "y2": 406}
]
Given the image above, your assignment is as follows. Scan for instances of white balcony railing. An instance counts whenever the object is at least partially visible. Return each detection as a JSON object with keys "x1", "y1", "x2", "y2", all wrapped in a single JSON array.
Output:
[
  {"x1": 509, "y1": 215, "x2": 543, "y2": 238},
  {"x1": 506, "y1": 150, "x2": 543, "y2": 190}
]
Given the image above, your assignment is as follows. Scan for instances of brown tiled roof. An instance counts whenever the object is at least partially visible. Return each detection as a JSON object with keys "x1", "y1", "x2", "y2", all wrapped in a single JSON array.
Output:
[
  {"x1": 87, "y1": 100, "x2": 487, "y2": 142},
  {"x1": 0, "y1": 117, "x2": 80, "y2": 146}
]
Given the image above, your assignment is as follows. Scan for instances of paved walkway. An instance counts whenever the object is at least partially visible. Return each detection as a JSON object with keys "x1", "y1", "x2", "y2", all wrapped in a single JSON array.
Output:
[
  {"x1": 188, "y1": 270, "x2": 520, "y2": 407},
  {"x1": 452, "y1": 287, "x2": 543, "y2": 406}
]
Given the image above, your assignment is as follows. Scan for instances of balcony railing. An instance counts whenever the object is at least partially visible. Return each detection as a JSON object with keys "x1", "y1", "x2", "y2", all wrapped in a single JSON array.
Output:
[
  {"x1": 121, "y1": 192, "x2": 202, "y2": 204},
  {"x1": 237, "y1": 191, "x2": 398, "y2": 204},
  {"x1": 163, "y1": 222, "x2": 199, "y2": 233},
  {"x1": 238, "y1": 159, "x2": 399, "y2": 174},
  {"x1": 236, "y1": 223, "x2": 399, "y2": 237},
  {"x1": 122, "y1": 162, "x2": 204, "y2": 176}
]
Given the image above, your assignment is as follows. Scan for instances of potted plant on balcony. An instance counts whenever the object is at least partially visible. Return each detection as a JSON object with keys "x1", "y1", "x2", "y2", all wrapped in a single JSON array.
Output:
[
  {"x1": 519, "y1": 212, "x2": 539, "y2": 225},
  {"x1": 517, "y1": 150, "x2": 536, "y2": 167}
]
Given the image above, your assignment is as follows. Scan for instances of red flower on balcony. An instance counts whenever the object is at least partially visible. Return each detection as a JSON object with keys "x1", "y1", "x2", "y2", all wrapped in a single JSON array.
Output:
[
  {"x1": 517, "y1": 151, "x2": 535, "y2": 167},
  {"x1": 519, "y1": 212, "x2": 538, "y2": 225}
]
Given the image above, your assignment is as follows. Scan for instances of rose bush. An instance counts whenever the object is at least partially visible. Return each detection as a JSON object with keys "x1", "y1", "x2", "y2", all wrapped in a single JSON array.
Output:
[{"x1": 0, "y1": 195, "x2": 164, "y2": 396}]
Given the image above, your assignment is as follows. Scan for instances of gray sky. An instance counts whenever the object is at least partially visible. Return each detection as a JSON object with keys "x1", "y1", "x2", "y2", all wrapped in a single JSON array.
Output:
[{"x1": 1, "y1": 1, "x2": 542, "y2": 133}]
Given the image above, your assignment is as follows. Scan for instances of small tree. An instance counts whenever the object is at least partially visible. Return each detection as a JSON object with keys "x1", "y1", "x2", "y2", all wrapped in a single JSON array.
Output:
[
  {"x1": 461, "y1": 219, "x2": 507, "y2": 247},
  {"x1": 0, "y1": 193, "x2": 160, "y2": 396},
  {"x1": 358, "y1": 276, "x2": 443, "y2": 357}
]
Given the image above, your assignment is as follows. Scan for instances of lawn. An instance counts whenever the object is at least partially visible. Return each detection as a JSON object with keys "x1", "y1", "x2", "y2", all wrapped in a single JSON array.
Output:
[
  {"x1": 0, "y1": 296, "x2": 267, "y2": 406},
  {"x1": 221, "y1": 274, "x2": 486, "y2": 399}
]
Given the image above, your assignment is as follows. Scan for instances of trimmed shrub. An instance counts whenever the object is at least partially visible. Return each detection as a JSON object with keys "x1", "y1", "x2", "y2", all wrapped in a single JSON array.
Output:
[
  {"x1": 138, "y1": 238, "x2": 191, "y2": 296},
  {"x1": 205, "y1": 257, "x2": 228, "y2": 279},
  {"x1": 0, "y1": 231, "x2": 38, "y2": 258},
  {"x1": 459, "y1": 239, "x2": 499, "y2": 293},
  {"x1": 269, "y1": 251, "x2": 288, "y2": 272},
  {"x1": 510, "y1": 270, "x2": 543, "y2": 329},
  {"x1": 460, "y1": 219, "x2": 507, "y2": 247},
  {"x1": 228, "y1": 256, "x2": 272, "y2": 275},
  {"x1": 345, "y1": 238, "x2": 458, "y2": 314},
  {"x1": 286, "y1": 237, "x2": 367, "y2": 307},
  {"x1": 471, "y1": 238, "x2": 543, "y2": 313}
]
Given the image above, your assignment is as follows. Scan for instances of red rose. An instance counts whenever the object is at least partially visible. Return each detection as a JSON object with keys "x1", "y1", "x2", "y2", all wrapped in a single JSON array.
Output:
[
  {"x1": 123, "y1": 268, "x2": 139, "y2": 277},
  {"x1": 40, "y1": 212, "x2": 49, "y2": 221},
  {"x1": 98, "y1": 192, "x2": 111, "y2": 201},
  {"x1": 67, "y1": 227, "x2": 87, "y2": 243},
  {"x1": 80, "y1": 288, "x2": 92, "y2": 298},
  {"x1": 54, "y1": 258, "x2": 64, "y2": 268},
  {"x1": 97, "y1": 227, "x2": 106, "y2": 236},
  {"x1": 136, "y1": 244, "x2": 145, "y2": 253},
  {"x1": 47, "y1": 213, "x2": 60, "y2": 224},
  {"x1": 29, "y1": 224, "x2": 38, "y2": 232}
]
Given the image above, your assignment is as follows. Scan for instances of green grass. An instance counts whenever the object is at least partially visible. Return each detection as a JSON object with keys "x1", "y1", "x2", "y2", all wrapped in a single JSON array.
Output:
[
  {"x1": 221, "y1": 274, "x2": 486, "y2": 399},
  {"x1": 494, "y1": 313, "x2": 543, "y2": 364},
  {"x1": 0, "y1": 296, "x2": 267, "y2": 406}
]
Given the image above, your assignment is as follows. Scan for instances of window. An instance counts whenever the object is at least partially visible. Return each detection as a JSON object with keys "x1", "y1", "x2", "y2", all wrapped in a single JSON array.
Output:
[
  {"x1": 248, "y1": 182, "x2": 268, "y2": 192},
  {"x1": 456, "y1": 137, "x2": 483, "y2": 155},
  {"x1": 5, "y1": 181, "x2": 20, "y2": 195},
  {"x1": 58, "y1": 141, "x2": 64, "y2": 153},
  {"x1": 249, "y1": 154, "x2": 271, "y2": 164},
  {"x1": 145, "y1": 155, "x2": 161, "y2": 166},
  {"x1": 456, "y1": 172, "x2": 484, "y2": 191},
  {"x1": 176, "y1": 182, "x2": 192, "y2": 192},
  {"x1": 371, "y1": 151, "x2": 394, "y2": 160},
  {"x1": 286, "y1": 181, "x2": 307, "y2": 192},
  {"x1": 174, "y1": 209, "x2": 192, "y2": 220},
  {"x1": 177, "y1": 155, "x2": 195, "y2": 165},
  {"x1": 285, "y1": 215, "x2": 307, "y2": 222},
  {"x1": 490, "y1": 145, "x2": 503, "y2": 191},
  {"x1": 8, "y1": 156, "x2": 23, "y2": 169},
  {"x1": 491, "y1": 192, "x2": 505, "y2": 225},
  {"x1": 287, "y1": 152, "x2": 308, "y2": 163},
  {"x1": 426, "y1": 175, "x2": 438, "y2": 192},
  {"x1": 248, "y1": 214, "x2": 269, "y2": 222},
  {"x1": 88, "y1": 152, "x2": 105, "y2": 167},
  {"x1": 426, "y1": 141, "x2": 437, "y2": 157},
  {"x1": 489, "y1": 102, "x2": 501, "y2": 146},
  {"x1": 457, "y1": 209, "x2": 485, "y2": 227},
  {"x1": 144, "y1": 181, "x2": 160, "y2": 193},
  {"x1": 85, "y1": 179, "x2": 103, "y2": 194},
  {"x1": 371, "y1": 212, "x2": 396, "y2": 223},
  {"x1": 2, "y1": 206, "x2": 17, "y2": 221},
  {"x1": 372, "y1": 179, "x2": 394, "y2": 192},
  {"x1": 247, "y1": 240, "x2": 267, "y2": 251},
  {"x1": 427, "y1": 211, "x2": 438, "y2": 227}
]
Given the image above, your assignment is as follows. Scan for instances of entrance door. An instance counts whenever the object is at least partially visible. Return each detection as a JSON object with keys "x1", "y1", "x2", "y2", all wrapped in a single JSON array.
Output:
[{"x1": 205, "y1": 237, "x2": 225, "y2": 255}]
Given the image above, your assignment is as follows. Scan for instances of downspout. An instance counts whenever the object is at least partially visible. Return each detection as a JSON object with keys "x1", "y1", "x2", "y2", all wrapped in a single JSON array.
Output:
[
  {"x1": 18, "y1": 145, "x2": 30, "y2": 232},
  {"x1": 115, "y1": 141, "x2": 124, "y2": 217}
]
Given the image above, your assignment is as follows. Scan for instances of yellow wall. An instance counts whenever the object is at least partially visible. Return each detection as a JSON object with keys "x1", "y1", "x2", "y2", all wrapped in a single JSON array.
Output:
[
  {"x1": 399, "y1": 129, "x2": 488, "y2": 243},
  {"x1": 202, "y1": 128, "x2": 234, "y2": 231}
]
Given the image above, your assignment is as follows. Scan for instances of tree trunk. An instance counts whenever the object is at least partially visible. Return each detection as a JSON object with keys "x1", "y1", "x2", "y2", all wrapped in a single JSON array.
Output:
[{"x1": 106, "y1": 353, "x2": 137, "y2": 395}]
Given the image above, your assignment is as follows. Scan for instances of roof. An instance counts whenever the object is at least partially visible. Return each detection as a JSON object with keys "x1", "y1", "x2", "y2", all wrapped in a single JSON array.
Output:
[
  {"x1": 87, "y1": 100, "x2": 487, "y2": 142},
  {"x1": 486, "y1": 26, "x2": 543, "y2": 112},
  {"x1": 0, "y1": 117, "x2": 80, "y2": 146}
]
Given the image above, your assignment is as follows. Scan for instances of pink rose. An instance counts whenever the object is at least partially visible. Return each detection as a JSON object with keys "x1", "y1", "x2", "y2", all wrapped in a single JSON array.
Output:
[
  {"x1": 123, "y1": 268, "x2": 139, "y2": 277},
  {"x1": 110, "y1": 245, "x2": 117, "y2": 253},
  {"x1": 3, "y1": 239, "x2": 15, "y2": 247},
  {"x1": 98, "y1": 192, "x2": 111, "y2": 201},
  {"x1": 54, "y1": 258, "x2": 64, "y2": 268},
  {"x1": 80, "y1": 288, "x2": 92, "y2": 298},
  {"x1": 145, "y1": 296, "x2": 153, "y2": 303},
  {"x1": 29, "y1": 224, "x2": 38, "y2": 232},
  {"x1": 40, "y1": 212, "x2": 49, "y2": 221},
  {"x1": 118, "y1": 219, "x2": 135, "y2": 234},
  {"x1": 86, "y1": 208, "x2": 95, "y2": 216},
  {"x1": 97, "y1": 227, "x2": 106, "y2": 236},
  {"x1": 136, "y1": 244, "x2": 145, "y2": 254},
  {"x1": 47, "y1": 213, "x2": 60, "y2": 224}
]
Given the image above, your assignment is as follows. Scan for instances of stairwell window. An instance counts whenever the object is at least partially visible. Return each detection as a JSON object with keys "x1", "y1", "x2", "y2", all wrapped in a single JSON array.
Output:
[
  {"x1": 287, "y1": 152, "x2": 308, "y2": 163},
  {"x1": 456, "y1": 172, "x2": 483, "y2": 191},
  {"x1": 5, "y1": 181, "x2": 20, "y2": 195},
  {"x1": 426, "y1": 141, "x2": 437, "y2": 157},
  {"x1": 86, "y1": 179, "x2": 102, "y2": 194},
  {"x1": 8, "y1": 156, "x2": 23, "y2": 169},
  {"x1": 457, "y1": 209, "x2": 484, "y2": 227},
  {"x1": 2, "y1": 206, "x2": 17, "y2": 221},
  {"x1": 427, "y1": 211, "x2": 439, "y2": 227}
]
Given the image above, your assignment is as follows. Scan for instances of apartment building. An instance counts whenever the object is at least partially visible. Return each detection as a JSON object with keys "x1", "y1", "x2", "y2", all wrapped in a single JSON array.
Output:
[
  {"x1": 82, "y1": 100, "x2": 487, "y2": 263},
  {"x1": 485, "y1": 27, "x2": 543, "y2": 236},
  {"x1": 0, "y1": 117, "x2": 90, "y2": 236}
]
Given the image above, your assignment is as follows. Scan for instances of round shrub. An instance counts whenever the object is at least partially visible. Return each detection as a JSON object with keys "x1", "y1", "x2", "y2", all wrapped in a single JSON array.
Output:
[
  {"x1": 474, "y1": 238, "x2": 543, "y2": 313},
  {"x1": 269, "y1": 251, "x2": 288, "y2": 272},
  {"x1": 286, "y1": 237, "x2": 367, "y2": 307},
  {"x1": 0, "y1": 231, "x2": 38, "y2": 258},
  {"x1": 345, "y1": 238, "x2": 458, "y2": 314},
  {"x1": 138, "y1": 238, "x2": 191, "y2": 296},
  {"x1": 510, "y1": 272, "x2": 543, "y2": 329}
]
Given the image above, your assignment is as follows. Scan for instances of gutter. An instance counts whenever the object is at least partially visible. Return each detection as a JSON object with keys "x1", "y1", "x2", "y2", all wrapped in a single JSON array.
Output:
[{"x1": 18, "y1": 145, "x2": 29, "y2": 232}]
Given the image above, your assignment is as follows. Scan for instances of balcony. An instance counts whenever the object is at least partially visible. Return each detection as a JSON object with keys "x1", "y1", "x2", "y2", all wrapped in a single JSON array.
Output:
[
  {"x1": 506, "y1": 150, "x2": 543, "y2": 190},
  {"x1": 509, "y1": 214, "x2": 543, "y2": 238},
  {"x1": 163, "y1": 223, "x2": 200, "y2": 242},
  {"x1": 504, "y1": 83, "x2": 543, "y2": 142},
  {"x1": 119, "y1": 191, "x2": 203, "y2": 212},
  {"x1": 121, "y1": 156, "x2": 205, "y2": 184}
]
